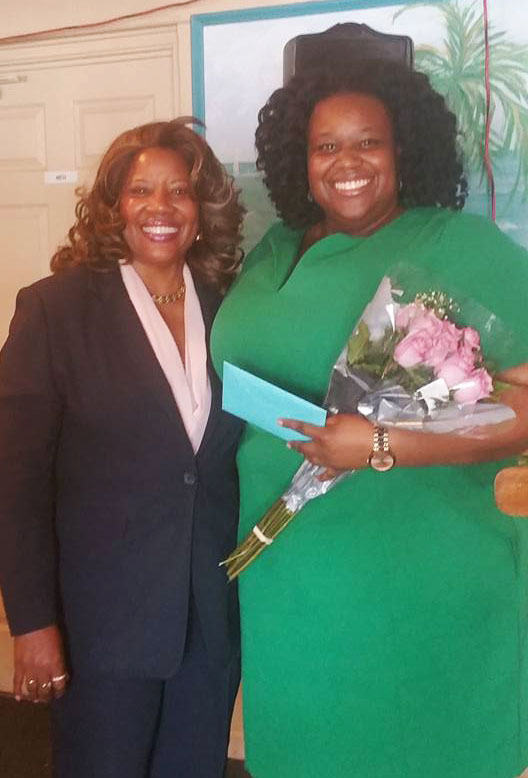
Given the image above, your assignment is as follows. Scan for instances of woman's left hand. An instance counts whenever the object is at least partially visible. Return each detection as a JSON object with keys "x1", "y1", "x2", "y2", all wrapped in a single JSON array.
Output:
[
  {"x1": 281, "y1": 370, "x2": 528, "y2": 477},
  {"x1": 280, "y1": 413, "x2": 372, "y2": 480}
]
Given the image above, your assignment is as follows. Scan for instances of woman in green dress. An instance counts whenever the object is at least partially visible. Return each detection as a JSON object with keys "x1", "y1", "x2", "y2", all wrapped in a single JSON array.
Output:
[{"x1": 211, "y1": 61, "x2": 528, "y2": 778}]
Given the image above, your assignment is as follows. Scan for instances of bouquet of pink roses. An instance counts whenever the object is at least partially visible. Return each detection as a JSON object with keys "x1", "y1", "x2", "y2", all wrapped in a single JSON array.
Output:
[
  {"x1": 222, "y1": 269, "x2": 516, "y2": 580},
  {"x1": 393, "y1": 302, "x2": 492, "y2": 403}
]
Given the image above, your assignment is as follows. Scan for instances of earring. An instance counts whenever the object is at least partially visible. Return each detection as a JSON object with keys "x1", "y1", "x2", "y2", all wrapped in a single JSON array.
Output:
[
  {"x1": 307, "y1": 191, "x2": 314, "y2": 203},
  {"x1": 195, "y1": 232, "x2": 202, "y2": 242}
]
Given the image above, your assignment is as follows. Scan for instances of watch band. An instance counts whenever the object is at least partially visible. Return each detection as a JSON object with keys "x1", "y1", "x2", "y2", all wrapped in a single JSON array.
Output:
[{"x1": 367, "y1": 425, "x2": 395, "y2": 472}]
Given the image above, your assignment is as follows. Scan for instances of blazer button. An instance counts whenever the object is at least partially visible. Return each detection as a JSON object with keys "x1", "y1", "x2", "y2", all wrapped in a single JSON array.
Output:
[{"x1": 183, "y1": 472, "x2": 196, "y2": 486}]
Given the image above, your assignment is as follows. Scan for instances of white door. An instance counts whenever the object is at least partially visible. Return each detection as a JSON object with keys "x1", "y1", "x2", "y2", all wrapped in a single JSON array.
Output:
[{"x1": 0, "y1": 24, "x2": 181, "y2": 693}]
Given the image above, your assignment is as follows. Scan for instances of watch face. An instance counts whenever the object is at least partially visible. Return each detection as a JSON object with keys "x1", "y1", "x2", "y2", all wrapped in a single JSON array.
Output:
[{"x1": 369, "y1": 451, "x2": 395, "y2": 472}]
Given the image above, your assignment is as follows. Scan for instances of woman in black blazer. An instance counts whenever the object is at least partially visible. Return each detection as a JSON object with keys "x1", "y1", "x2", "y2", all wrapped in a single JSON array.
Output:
[{"x1": 0, "y1": 119, "x2": 244, "y2": 777}]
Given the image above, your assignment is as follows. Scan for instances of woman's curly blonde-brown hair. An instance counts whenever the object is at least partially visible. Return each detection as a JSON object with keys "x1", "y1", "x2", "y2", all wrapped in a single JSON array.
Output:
[{"x1": 51, "y1": 118, "x2": 245, "y2": 292}]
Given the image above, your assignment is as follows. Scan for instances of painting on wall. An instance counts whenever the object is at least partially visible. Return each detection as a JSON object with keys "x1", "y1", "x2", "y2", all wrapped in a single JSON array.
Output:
[{"x1": 192, "y1": 0, "x2": 528, "y2": 251}]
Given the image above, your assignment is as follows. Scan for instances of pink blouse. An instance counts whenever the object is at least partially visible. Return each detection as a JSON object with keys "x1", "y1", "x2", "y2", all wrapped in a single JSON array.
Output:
[{"x1": 120, "y1": 262, "x2": 211, "y2": 452}]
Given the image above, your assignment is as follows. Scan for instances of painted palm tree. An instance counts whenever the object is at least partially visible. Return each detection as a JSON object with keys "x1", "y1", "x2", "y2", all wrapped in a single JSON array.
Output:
[{"x1": 395, "y1": 0, "x2": 528, "y2": 195}]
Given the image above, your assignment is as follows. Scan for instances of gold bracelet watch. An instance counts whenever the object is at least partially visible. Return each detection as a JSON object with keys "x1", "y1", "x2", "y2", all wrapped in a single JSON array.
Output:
[{"x1": 367, "y1": 426, "x2": 395, "y2": 472}]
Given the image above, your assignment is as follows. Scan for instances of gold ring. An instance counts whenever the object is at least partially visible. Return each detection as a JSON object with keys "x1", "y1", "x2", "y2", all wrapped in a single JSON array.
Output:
[
  {"x1": 40, "y1": 681, "x2": 52, "y2": 691},
  {"x1": 51, "y1": 673, "x2": 68, "y2": 684}
]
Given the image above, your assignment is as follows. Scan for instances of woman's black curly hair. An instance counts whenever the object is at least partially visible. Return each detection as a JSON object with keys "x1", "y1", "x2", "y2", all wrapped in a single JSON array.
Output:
[{"x1": 255, "y1": 60, "x2": 468, "y2": 229}]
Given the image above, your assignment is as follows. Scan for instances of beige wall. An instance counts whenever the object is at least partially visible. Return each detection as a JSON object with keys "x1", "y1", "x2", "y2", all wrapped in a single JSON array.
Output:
[
  {"x1": 2, "y1": 0, "x2": 308, "y2": 39},
  {"x1": 1, "y1": 0, "x2": 310, "y2": 115}
]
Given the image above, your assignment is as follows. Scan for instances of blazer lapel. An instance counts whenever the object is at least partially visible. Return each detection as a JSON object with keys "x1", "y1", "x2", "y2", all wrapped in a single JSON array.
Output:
[
  {"x1": 88, "y1": 267, "x2": 193, "y2": 447},
  {"x1": 193, "y1": 275, "x2": 223, "y2": 455}
]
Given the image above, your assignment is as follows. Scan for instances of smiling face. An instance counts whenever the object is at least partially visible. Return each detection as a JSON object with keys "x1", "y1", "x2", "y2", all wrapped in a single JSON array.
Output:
[
  {"x1": 119, "y1": 146, "x2": 199, "y2": 271},
  {"x1": 307, "y1": 92, "x2": 402, "y2": 237}
]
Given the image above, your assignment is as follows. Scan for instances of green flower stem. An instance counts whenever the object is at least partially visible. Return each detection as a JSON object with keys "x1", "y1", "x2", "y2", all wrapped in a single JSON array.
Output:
[{"x1": 224, "y1": 498, "x2": 297, "y2": 580}]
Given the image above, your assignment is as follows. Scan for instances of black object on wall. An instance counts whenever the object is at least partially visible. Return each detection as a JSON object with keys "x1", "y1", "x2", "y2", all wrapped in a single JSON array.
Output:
[{"x1": 283, "y1": 23, "x2": 414, "y2": 83}]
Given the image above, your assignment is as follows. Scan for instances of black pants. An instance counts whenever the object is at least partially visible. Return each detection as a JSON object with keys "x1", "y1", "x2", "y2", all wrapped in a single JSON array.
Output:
[{"x1": 51, "y1": 602, "x2": 240, "y2": 778}]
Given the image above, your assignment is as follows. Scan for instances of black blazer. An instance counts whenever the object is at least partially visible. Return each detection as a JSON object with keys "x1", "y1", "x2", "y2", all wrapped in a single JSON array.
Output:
[{"x1": 0, "y1": 265, "x2": 242, "y2": 678}]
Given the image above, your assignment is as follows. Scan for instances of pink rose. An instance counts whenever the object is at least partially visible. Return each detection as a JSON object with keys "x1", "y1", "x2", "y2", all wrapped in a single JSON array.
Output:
[
  {"x1": 406, "y1": 309, "x2": 443, "y2": 336},
  {"x1": 394, "y1": 331, "x2": 434, "y2": 367},
  {"x1": 456, "y1": 342, "x2": 479, "y2": 372},
  {"x1": 453, "y1": 367, "x2": 494, "y2": 404},
  {"x1": 435, "y1": 353, "x2": 474, "y2": 388},
  {"x1": 395, "y1": 309, "x2": 462, "y2": 370},
  {"x1": 462, "y1": 326, "x2": 480, "y2": 350},
  {"x1": 424, "y1": 341, "x2": 455, "y2": 368},
  {"x1": 423, "y1": 320, "x2": 461, "y2": 368},
  {"x1": 395, "y1": 303, "x2": 438, "y2": 331}
]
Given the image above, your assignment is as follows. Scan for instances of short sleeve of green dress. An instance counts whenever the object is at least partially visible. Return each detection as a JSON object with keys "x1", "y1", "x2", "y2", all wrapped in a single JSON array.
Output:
[{"x1": 211, "y1": 208, "x2": 528, "y2": 778}]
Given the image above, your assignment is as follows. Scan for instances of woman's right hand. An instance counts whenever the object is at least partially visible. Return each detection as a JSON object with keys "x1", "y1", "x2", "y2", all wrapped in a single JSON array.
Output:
[{"x1": 14, "y1": 625, "x2": 69, "y2": 702}]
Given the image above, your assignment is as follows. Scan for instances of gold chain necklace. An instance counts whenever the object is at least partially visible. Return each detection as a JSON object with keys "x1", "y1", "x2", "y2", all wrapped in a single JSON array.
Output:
[{"x1": 150, "y1": 282, "x2": 186, "y2": 305}]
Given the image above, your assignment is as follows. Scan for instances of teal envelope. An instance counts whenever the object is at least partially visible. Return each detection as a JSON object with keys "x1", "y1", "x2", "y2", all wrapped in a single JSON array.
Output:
[{"x1": 222, "y1": 361, "x2": 327, "y2": 441}]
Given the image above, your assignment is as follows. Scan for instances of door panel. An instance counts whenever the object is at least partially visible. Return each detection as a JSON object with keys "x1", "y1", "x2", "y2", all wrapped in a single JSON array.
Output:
[
  {"x1": 0, "y1": 203, "x2": 50, "y2": 333},
  {"x1": 0, "y1": 26, "x2": 179, "y2": 693}
]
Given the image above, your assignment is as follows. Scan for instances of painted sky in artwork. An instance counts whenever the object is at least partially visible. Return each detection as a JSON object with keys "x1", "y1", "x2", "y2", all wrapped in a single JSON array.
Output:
[
  {"x1": 203, "y1": 0, "x2": 525, "y2": 162},
  {"x1": 200, "y1": 0, "x2": 528, "y2": 247}
]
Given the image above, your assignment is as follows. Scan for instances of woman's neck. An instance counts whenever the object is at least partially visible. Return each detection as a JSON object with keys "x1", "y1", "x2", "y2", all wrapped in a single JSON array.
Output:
[
  {"x1": 130, "y1": 259, "x2": 185, "y2": 295},
  {"x1": 301, "y1": 205, "x2": 405, "y2": 256}
]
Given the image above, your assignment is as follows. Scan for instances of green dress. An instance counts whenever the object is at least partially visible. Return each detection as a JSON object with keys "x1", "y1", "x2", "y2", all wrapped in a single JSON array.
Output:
[{"x1": 211, "y1": 208, "x2": 528, "y2": 778}]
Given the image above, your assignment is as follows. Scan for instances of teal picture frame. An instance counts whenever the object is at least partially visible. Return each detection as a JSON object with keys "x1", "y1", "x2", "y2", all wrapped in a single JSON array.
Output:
[
  {"x1": 190, "y1": 0, "x2": 450, "y2": 250},
  {"x1": 191, "y1": 0, "x2": 444, "y2": 121},
  {"x1": 190, "y1": 0, "x2": 528, "y2": 251}
]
